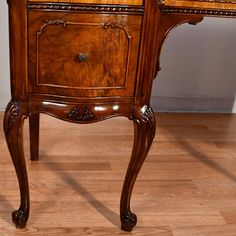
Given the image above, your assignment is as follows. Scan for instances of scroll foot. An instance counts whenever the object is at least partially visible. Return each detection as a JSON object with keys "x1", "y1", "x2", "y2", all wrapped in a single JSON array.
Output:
[
  {"x1": 121, "y1": 212, "x2": 137, "y2": 231},
  {"x1": 12, "y1": 209, "x2": 28, "y2": 228}
]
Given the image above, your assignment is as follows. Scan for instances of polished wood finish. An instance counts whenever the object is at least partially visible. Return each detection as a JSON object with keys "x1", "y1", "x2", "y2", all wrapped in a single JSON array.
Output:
[
  {"x1": 160, "y1": 0, "x2": 236, "y2": 16},
  {"x1": 4, "y1": 0, "x2": 236, "y2": 232},
  {"x1": 28, "y1": 12, "x2": 142, "y2": 98},
  {"x1": 162, "y1": 0, "x2": 236, "y2": 11},
  {"x1": 3, "y1": 101, "x2": 29, "y2": 229},
  {"x1": 28, "y1": 0, "x2": 143, "y2": 5},
  {"x1": 29, "y1": 113, "x2": 40, "y2": 161},
  {"x1": 1, "y1": 112, "x2": 236, "y2": 235},
  {"x1": 5, "y1": 0, "x2": 157, "y2": 231},
  {"x1": 120, "y1": 105, "x2": 156, "y2": 230}
]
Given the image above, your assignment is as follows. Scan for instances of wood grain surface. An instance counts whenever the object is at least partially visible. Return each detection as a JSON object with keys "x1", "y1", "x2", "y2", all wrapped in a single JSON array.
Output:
[
  {"x1": 162, "y1": 0, "x2": 236, "y2": 11},
  {"x1": 28, "y1": 12, "x2": 142, "y2": 98},
  {"x1": 28, "y1": 0, "x2": 143, "y2": 5},
  {"x1": 1, "y1": 112, "x2": 236, "y2": 235}
]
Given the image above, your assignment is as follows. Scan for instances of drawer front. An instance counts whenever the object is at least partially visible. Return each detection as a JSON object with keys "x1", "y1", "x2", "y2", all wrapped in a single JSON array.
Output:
[{"x1": 28, "y1": 12, "x2": 142, "y2": 98}]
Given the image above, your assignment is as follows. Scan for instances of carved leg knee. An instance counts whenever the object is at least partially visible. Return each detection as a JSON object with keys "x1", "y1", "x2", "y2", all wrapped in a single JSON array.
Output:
[{"x1": 4, "y1": 100, "x2": 30, "y2": 228}]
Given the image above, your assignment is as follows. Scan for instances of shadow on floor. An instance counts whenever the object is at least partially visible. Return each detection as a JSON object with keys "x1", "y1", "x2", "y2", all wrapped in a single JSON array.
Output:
[{"x1": 44, "y1": 161, "x2": 120, "y2": 228}]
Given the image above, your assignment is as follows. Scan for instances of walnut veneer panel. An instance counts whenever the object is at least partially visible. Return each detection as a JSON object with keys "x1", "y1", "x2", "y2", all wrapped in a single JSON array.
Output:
[
  {"x1": 162, "y1": 0, "x2": 236, "y2": 11},
  {"x1": 28, "y1": 12, "x2": 142, "y2": 98},
  {"x1": 28, "y1": 0, "x2": 143, "y2": 5}
]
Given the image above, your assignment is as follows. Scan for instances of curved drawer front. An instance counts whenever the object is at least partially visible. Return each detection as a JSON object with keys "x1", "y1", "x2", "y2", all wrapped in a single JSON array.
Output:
[{"x1": 28, "y1": 12, "x2": 142, "y2": 98}]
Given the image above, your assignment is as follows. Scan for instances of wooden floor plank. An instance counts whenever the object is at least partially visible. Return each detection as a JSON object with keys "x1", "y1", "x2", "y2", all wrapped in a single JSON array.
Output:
[{"x1": 0, "y1": 112, "x2": 236, "y2": 235}]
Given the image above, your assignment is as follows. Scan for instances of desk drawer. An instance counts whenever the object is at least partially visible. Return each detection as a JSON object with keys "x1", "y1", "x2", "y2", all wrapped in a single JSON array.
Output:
[{"x1": 28, "y1": 11, "x2": 142, "y2": 98}]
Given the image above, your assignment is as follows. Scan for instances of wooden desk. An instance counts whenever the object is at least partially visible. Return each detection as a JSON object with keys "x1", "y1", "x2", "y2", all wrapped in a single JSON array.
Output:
[{"x1": 4, "y1": 0, "x2": 236, "y2": 231}]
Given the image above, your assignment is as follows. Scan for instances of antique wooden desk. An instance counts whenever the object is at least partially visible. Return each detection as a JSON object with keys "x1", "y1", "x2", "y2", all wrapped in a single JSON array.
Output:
[{"x1": 4, "y1": 0, "x2": 236, "y2": 231}]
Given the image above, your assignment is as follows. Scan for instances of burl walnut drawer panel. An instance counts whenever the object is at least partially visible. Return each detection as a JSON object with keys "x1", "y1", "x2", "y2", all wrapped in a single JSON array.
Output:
[{"x1": 28, "y1": 12, "x2": 142, "y2": 98}]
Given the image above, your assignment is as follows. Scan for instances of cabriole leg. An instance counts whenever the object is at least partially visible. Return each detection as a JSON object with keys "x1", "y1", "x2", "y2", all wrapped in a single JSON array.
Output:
[
  {"x1": 3, "y1": 100, "x2": 30, "y2": 228},
  {"x1": 29, "y1": 113, "x2": 40, "y2": 161},
  {"x1": 120, "y1": 105, "x2": 156, "y2": 231}
]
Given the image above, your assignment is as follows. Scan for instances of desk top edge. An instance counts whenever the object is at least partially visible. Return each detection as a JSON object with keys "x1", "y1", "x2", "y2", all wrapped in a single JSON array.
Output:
[
  {"x1": 27, "y1": 0, "x2": 143, "y2": 5},
  {"x1": 160, "y1": 0, "x2": 236, "y2": 16}
]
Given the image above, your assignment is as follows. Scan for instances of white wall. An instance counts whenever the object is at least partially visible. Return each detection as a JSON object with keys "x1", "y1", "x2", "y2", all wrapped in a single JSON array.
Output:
[
  {"x1": 151, "y1": 17, "x2": 236, "y2": 113},
  {"x1": 0, "y1": 1, "x2": 10, "y2": 111},
  {"x1": 0, "y1": 2, "x2": 236, "y2": 112}
]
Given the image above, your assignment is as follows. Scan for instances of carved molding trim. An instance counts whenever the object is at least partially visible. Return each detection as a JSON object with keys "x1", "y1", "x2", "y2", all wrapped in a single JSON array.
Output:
[
  {"x1": 161, "y1": 7, "x2": 236, "y2": 16},
  {"x1": 182, "y1": 0, "x2": 236, "y2": 4},
  {"x1": 6, "y1": 100, "x2": 19, "y2": 126},
  {"x1": 104, "y1": 22, "x2": 131, "y2": 40},
  {"x1": 35, "y1": 19, "x2": 131, "y2": 90},
  {"x1": 68, "y1": 106, "x2": 94, "y2": 122},
  {"x1": 37, "y1": 19, "x2": 67, "y2": 37},
  {"x1": 4, "y1": 100, "x2": 20, "y2": 134},
  {"x1": 27, "y1": 3, "x2": 144, "y2": 14},
  {"x1": 37, "y1": 20, "x2": 131, "y2": 40},
  {"x1": 140, "y1": 105, "x2": 154, "y2": 123},
  {"x1": 134, "y1": 105, "x2": 156, "y2": 139}
]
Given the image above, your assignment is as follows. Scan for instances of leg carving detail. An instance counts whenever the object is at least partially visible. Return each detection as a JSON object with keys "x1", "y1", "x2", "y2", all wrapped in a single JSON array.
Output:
[
  {"x1": 4, "y1": 100, "x2": 29, "y2": 228},
  {"x1": 120, "y1": 105, "x2": 156, "y2": 231}
]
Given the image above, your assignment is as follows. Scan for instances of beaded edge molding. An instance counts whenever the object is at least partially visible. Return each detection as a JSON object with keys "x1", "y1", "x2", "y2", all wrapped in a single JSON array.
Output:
[
  {"x1": 27, "y1": 3, "x2": 144, "y2": 13},
  {"x1": 161, "y1": 7, "x2": 236, "y2": 16},
  {"x1": 160, "y1": 0, "x2": 236, "y2": 16},
  {"x1": 180, "y1": 0, "x2": 236, "y2": 4}
]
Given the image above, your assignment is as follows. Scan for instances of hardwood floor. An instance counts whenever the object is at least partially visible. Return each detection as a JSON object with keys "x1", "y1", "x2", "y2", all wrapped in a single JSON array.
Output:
[{"x1": 0, "y1": 112, "x2": 236, "y2": 235}]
